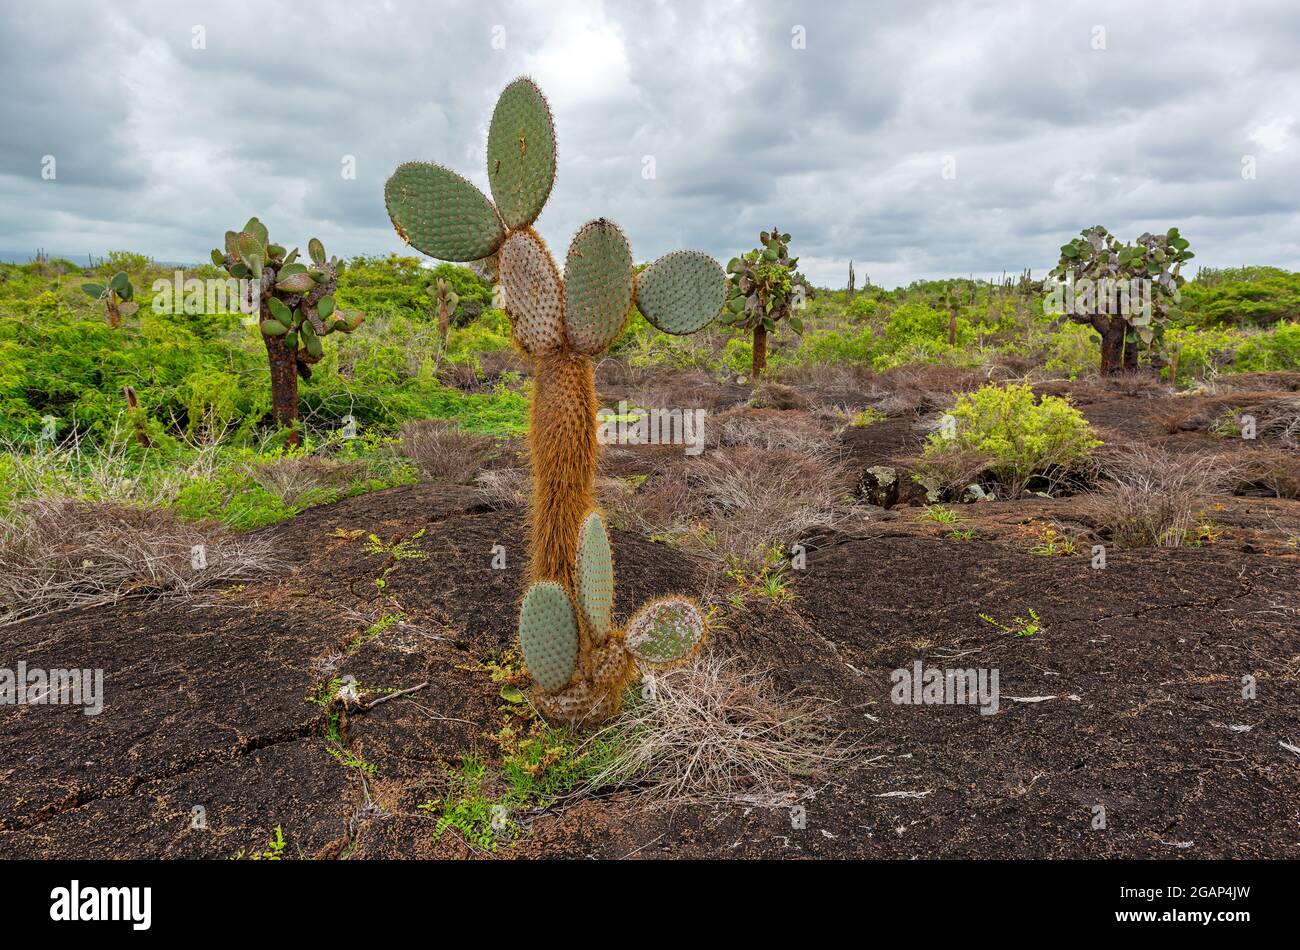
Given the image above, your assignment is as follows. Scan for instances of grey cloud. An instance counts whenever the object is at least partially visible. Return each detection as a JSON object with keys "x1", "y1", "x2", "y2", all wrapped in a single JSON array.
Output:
[{"x1": 1, "y1": 0, "x2": 1297, "y2": 284}]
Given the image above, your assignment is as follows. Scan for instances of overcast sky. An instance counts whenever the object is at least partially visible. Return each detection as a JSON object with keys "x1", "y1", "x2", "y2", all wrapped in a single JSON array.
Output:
[{"x1": 3, "y1": 0, "x2": 1298, "y2": 287}]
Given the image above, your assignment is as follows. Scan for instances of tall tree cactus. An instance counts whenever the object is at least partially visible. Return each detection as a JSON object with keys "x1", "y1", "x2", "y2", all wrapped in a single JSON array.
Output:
[
  {"x1": 720, "y1": 228, "x2": 809, "y2": 378},
  {"x1": 211, "y1": 219, "x2": 364, "y2": 445},
  {"x1": 385, "y1": 77, "x2": 724, "y2": 723}
]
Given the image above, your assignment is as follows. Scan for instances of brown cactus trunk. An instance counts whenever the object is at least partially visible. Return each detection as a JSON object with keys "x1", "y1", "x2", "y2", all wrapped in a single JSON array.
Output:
[
  {"x1": 263, "y1": 333, "x2": 300, "y2": 447},
  {"x1": 751, "y1": 325, "x2": 768, "y2": 378},
  {"x1": 1097, "y1": 317, "x2": 1138, "y2": 376},
  {"x1": 528, "y1": 351, "x2": 598, "y2": 591},
  {"x1": 437, "y1": 301, "x2": 450, "y2": 361}
]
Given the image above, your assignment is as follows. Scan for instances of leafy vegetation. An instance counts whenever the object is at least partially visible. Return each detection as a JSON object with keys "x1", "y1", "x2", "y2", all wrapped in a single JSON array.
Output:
[{"x1": 924, "y1": 383, "x2": 1100, "y2": 494}]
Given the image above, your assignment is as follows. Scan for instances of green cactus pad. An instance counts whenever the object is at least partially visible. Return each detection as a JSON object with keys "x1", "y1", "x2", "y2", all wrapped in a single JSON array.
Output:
[
  {"x1": 635, "y1": 251, "x2": 726, "y2": 335},
  {"x1": 385, "y1": 161, "x2": 506, "y2": 262},
  {"x1": 563, "y1": 219, "x2": 635, "y2": 355},
  {"x1": 487, "y1": 77, "x2": 557, "y2": 231},
  {"x1": 499, "y1": 229, "x2": 565, "y2": 354},
  {"x1": 575, "y1": 511, "x2": 615, "y2": 643},
  {"x1": 624, "y1": 597, "x2": 705, "y2": 668},
  {"x1": 519, "y1": 581, "x2": 580, "y2": 692},
  {"x1": 268, "y1": 298, "x2": 294, "y2": 328}
]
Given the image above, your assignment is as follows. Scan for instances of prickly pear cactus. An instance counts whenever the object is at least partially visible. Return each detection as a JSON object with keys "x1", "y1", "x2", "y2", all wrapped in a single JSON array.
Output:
[
  {"x1": 212, "y1": 219, "x2": 364, "y2": 444},
  {"x1": 81, "y1": 271, "x2": 138, "y2": 328},
  {"x1": 385, "y1": 77, "x2": 722, "y2": 723},
  {"x1": 431, "y1": 277, "x2": 459, "y2": 357}
]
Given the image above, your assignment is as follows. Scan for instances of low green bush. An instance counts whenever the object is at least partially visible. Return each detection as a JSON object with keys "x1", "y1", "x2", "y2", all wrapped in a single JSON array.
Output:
[{"x1": 924, "y1": 382, "x2": 1100, "y2": 492}]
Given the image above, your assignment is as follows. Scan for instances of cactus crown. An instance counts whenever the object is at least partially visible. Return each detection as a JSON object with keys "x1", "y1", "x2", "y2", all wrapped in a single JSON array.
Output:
[
  {"x1": 1049, "y1": 225, "x2": 1194, "y2": 346},
  {"x1": 720, "y1": 227, "x2": 808, "y2": 335},
  {"x1": 385, "y1": 78, "x2": 720, "y2": 722},
  {"x1": 211, "y1": 217, "x2": 364, "y2": 363}
]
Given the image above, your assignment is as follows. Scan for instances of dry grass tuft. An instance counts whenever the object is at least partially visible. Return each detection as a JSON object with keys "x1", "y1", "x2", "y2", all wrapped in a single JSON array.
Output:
[
  {"x1": 249, "y1": 456, "x2": 363, "y2": 507},
  {"x1": 474, "y1": 467, "x2": 529, "y2": 510},
  {"x1": 1232, "y1": 448, "x2": 1300, "y2": 500},
  {"x1": 749, "y1": 382, "x2": 812, "y2": 411},
  {"x1": 0, "y1": 498, "x2": 277, "y2": 625},
  {"x1": 601, "y1": 441, "x2": 852, "y2": 569},
  {"x1": 1080, "y1": 445, "x2": 1233, "y2": 548},
  {"x1": 713, "y1": 407, "x2": 837, "y2": 455},
  {"x1": 400, "y1": 420, "x2": 498, "y2": 483},
  {"x1": 581, "y1": 654, "x2": 860, "y2": 807}
]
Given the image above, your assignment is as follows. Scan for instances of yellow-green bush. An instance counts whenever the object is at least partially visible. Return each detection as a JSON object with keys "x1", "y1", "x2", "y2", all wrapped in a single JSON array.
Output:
[{"x1": 925, "y1": 382, "x2": 1100, "y2": 491}]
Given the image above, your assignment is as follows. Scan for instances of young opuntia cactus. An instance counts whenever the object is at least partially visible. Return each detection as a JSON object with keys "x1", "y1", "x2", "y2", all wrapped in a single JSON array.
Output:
[
  {"x1": 211, "y1": 219, "x2": 364, "y2": 446},
  {"x1": 385, "y1": 77, "x2": 723, "y2": 723},
  {"x1": 430, "y1": 277, "x2": 459, "y2": 359},
  {"x1": 81, "y1": 271, "x2": 138, "y2": 328}
]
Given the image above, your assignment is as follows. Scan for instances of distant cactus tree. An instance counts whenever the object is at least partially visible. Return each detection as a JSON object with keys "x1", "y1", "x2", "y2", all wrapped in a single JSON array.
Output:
[
  {"x1": 847, "y1": 259, "x2": 856, "y2": 302},
  {"x1": 81, "y1": 271, "x2": 137, "y2": 328},
  {"x1": 720, "y1": 228, "x2": 809, "y2": 378},
  {"x1": 430, "y1": 277, "x2": 459, "y2": 359},
  {"x1": 385, "y1": 77, "x2": 723, "y2": 723},
  {"x1": 211, "y1": 219, "x2": 364, "y2": 446},
  {"x1": 1047, "y1": 225, "x2": 1193, "y2": 375}
]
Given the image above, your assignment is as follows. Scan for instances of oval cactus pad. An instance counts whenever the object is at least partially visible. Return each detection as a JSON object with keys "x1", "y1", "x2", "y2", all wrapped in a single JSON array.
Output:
[
  {"x1": 624, "y1": 597, "x2": 705, "y2": 667},
  {"x1": 487, "y1": 77, "x2": 557, "y2": 230},
  {"x1": 519, "y1": 581, "x2": 580, "y2": 693},
  {"x1": 635, "y1": 250, "x2": 726, "y2": 335},
  {"x1": 499, "y1": 229, "x2": 565, "y2": 354},
  {"x1": 575, "y1": 511, "x2": 615, "y2": 642},
  {"x1": 564, "y1": 219, "x2": 635, "y2": 355},
  {"x1": 385, "y1": 161, "x2": 505, "y2": 262}
]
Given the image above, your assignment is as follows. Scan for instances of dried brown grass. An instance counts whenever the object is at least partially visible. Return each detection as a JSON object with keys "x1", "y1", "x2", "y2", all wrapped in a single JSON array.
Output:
[
  {"x1": 399, "y1": 420, "x2": 498, "y2": 484},
  {"x1": 0, "y1": 498, "x2": 277, "y2": 625},
  {"x1": 1080, "y1": 445, "x2": 1234, "y2": 548},
  {"x1": 580, "y1": 654, "x2": 860, "y2": 807}
]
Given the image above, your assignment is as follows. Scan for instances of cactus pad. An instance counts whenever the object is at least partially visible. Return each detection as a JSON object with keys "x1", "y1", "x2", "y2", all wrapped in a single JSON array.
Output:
[
  {"x1": 385, "y1": 161, "x2": 506, "y2": 262},
  {"x1": 519, "y1": 581, "x2": 580, "y2": 692},
  {"x1": 624, "y1": 597, "x2": 705, "y2": 668},
  {"x1": 563, "y1": 219, "x2": 635, "y2": 355},
  {"x1": 499, "y1": 229, "x2": 565, "y2": 354},
  {"x1": 487, "y1": 77, "x2": 557, "y2": 231},
  {"x1": 575, "y1": 511, "x2": 615, "y2": 642},
  {"x1": 635, "y1": 250, "x2": 726, "y2": 335}
]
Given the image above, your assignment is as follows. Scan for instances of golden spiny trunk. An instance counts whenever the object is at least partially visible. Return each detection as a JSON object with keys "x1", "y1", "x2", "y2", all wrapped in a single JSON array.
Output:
[{"x1": 527, "y1": 351, "x2": 598, "y2": 593}]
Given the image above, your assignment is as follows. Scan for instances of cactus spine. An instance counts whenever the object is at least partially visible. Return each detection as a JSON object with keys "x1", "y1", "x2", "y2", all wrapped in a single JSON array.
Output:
[
  {"x1": 211, "y1": 220, "x2": 364, "y2": 446},
  {"x1": 385, "y1": 77, "x2": 723, "y2": 723}
]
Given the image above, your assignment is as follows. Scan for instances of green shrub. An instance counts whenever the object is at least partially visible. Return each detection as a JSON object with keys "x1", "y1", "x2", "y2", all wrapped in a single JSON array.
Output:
[
  {"x1": 1042, "y1": 322, "x2": 1101, "y2": 379},
  {"x1": 793, "y1": 324, "x2": 880, "y2": 366},
  {"x1": 1180, "y1": 268, "x2": 1300, "y2": 327},
  {"x1": 925, "y1": 382, "x2": 1100, "y2": 492},
  {"x1": 885, "y1": 302, "x2": 974, "y2": 349},
  {"x1": 1164, "y1": 325, "x2": 1243, "y2": 382},
  {"x1": 1232, "y1": 322, "x2": 1300, "y2": 372}
]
